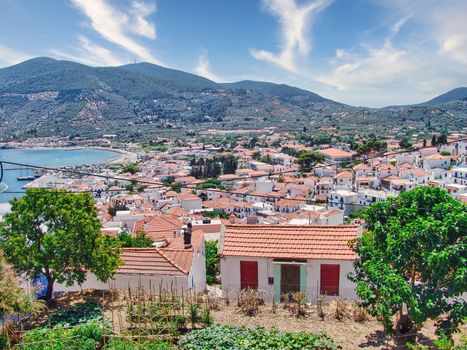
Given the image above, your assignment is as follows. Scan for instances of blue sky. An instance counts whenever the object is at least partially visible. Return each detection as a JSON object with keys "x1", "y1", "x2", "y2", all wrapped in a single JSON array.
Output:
[{"x1": 0, "y1": 0, "x2": 466, "y2": 107}]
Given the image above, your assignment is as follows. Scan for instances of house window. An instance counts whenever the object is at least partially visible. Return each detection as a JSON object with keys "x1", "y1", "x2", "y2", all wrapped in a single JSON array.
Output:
[
  {"x1": 320, "y1": 264, "x2": 340, "y2": 296},
  {"x1": 240, "y1": 261, "x2": 258, "y2": 289}
]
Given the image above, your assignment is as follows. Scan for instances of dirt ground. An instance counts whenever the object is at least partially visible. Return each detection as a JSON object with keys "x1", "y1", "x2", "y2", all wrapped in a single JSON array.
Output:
[
  {"x1": 209, "y1": 299, "x2": 466, "y2": 350},
  {"x1": 22, "y1": 290, "x2": 466, "y2": 350}
]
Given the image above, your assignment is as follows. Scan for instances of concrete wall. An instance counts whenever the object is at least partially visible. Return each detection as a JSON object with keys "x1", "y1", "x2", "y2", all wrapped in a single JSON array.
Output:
[
  {"x1": 53, "y1": 272, "x2": 190, "y2": 294},
  {"x1": 220, "y1": 256, "x2": 357, "y2": 302},
  {"x1": 188, "y1": 241, "x2": 207, "y2": 294}
]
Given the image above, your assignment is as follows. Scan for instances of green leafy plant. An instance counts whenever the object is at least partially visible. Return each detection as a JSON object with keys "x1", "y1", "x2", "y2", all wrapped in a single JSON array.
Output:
[
  {"x1": 178, "y1": 325, "x2": 338, "y2": 350},
  {"x1": 49, "y1": 302, "x2": 103, "y2": 326},
  {"x1": 349, "y1": 186, "x2": 466, "y2": 339},
  {"x1": 205, "y1": 240, "x2": 219, "y2": 284},
  {"x1": 0, "y1": 189, "x2": 122, "y2": 300}
]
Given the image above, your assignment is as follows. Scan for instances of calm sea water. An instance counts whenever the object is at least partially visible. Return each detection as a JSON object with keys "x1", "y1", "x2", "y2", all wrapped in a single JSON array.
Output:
[{"x1": 0, "y1": 148, "x2": 119, "y2": 203}]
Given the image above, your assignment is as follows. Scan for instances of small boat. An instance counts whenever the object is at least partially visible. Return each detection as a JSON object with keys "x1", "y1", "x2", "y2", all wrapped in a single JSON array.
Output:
[{"x1": 17, "y1": 175, "x2": 35, "y2": 181}]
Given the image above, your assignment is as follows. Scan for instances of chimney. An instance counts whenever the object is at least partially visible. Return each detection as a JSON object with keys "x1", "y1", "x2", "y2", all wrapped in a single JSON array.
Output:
[{"x1": 183, "y1": 222, "x2": 192, "y2": 249}]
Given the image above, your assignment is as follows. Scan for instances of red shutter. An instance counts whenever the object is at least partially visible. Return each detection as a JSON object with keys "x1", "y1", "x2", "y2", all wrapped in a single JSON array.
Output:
[
  {"x1": 320, "y1": 264, "x2": 340, "y2": 295},
  {"x1": 240, "y1": 261, "x2": 258, "y2": 289}
]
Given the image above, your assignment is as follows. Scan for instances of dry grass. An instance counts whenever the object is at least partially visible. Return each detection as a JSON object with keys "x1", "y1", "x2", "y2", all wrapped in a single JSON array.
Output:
[
  {"x1": 19, "y1": 290, "x2": 467, "y2": 350},
  {"x1": 209, "y1": 299, "x2": 466, "y2": 350}
]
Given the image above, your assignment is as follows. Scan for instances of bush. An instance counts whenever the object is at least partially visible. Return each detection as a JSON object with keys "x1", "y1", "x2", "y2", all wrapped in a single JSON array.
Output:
[
  {"x1": 104, "y1": 338, "x2": 172, "y2": 349},
  {"x1": 49, "y1": 302, "x2": 103, "y2": 326},
  {"x1": 238, "y1": 289, "x2": 263, "y2": 316},
  {"x1": 178, "y1": 325, "x2": 338, "y2": 350},
  {"x1": 205, "y1": 240, "x2": 219, "y2": 284},
  {"x1": 18, "y1": 322, "x2": 105, "y2": 350}
]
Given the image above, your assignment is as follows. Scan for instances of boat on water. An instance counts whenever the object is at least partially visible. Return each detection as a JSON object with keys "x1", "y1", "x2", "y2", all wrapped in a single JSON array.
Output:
[
  {"x1": 16, "y1": 175, "x2": 36, "y2": 181},
  {"x1": 0, "y1": 183, "x2": 7, "y2": 193}
]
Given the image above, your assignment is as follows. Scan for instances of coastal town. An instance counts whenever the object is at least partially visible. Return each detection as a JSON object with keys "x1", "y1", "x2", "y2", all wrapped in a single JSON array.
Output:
[
  {"x1": 1, "y1": 1, "x2": 466, "y2": 347},
  {"x1": 1, "y1": 131, "x2": 466, "y2": 296}
]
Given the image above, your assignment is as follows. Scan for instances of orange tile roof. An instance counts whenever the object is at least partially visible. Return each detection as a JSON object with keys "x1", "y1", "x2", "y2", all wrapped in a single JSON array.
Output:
[
  {"x1": 118, "y1": 231, "x2": 204, "y2": 275},
  {"x1": 319, "y1": 148, "x2": 353, "y2": 158},
  {"x1": 335, "y1": 171, "x2": 353, "y2": 179},
  {"x1": 118, "y1": 248, "x2": 191, "y2": 275},
  {"x1": 221, "y1": 225, "x2": 359, "y2": 260},
  {"x1": 134, "y1": 215, "x2": 182, "y2": 241}
]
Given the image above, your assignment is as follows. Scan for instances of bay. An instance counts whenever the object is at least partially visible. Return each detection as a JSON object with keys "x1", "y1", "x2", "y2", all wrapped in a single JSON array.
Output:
[{"x1": 0, "y1": 148, "x2": 119, "y2": 203}]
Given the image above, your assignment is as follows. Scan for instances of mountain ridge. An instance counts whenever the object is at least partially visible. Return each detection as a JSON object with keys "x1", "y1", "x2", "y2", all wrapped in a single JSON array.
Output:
[{"x1": 0, "y1": 57, "x2": 465, "y2": 141}]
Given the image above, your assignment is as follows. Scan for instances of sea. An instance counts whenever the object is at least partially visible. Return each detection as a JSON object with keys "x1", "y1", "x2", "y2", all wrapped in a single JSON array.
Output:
[{"x1": 0, "y1": 148, "x2": 119, "y2": 203}]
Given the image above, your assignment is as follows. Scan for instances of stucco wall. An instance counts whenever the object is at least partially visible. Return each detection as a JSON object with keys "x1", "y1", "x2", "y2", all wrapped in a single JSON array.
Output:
[
  {"x1": 220, "y1": 256, "x2": 357, "y2": 302},
  {"x1": 53, "y1": 273, "x2": 190, "y2": 294}
]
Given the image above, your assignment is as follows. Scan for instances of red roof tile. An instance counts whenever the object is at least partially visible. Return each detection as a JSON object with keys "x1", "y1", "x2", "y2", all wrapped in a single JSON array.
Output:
[{"x1": 221, "y1": 224, "x2": 359, "y2": 260}]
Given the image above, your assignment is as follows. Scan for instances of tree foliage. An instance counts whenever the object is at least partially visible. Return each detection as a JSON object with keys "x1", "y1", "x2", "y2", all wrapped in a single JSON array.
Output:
[
  {"x1": 121, "y1": 163, "x2": 139, "y2": 175},
  {"x1": 0, "y1": 189, "x2": 122, "y2": 300},
  {"x1": 205, "y1": 240, "x2": 219, "y2": 284},
  {"x1": 297, "y1": 150, "x2": 324, "y2": 171},
  {"x1": 0, "y1": 252, "x2": 42, "y2": 319},
  {"x1": 349, "y1": 186, "x2": 466, "y2": 336},
  {"x1": 118, "y1": 230, "x2": 153, "y2": 248}
]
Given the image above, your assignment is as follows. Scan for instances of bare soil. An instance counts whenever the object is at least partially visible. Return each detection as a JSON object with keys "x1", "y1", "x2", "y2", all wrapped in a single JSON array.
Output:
[{"x1": 210, "y1": 299, "x2": 466, "y2": 350}]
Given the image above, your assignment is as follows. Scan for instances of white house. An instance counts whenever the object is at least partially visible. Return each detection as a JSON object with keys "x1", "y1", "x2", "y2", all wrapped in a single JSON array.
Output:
[
  {"x1": 357, "y1": 189, "x2": 388, "y2": 207},
  {"x1": 327, "y1": 190, "x2": 358, "y2": 215},
  {"x1": 219, "y1": 225, "x2": 361, "y2": 302},
  {"x1": 318, "y1": 148, "x2": 354, "y2": 164},
  {"x1": 178, "y1": 192, "x2": 202, "y2": 212},
  {"x1": 334, "y1": 171, "x2": 353, "y2": 190},
  {"x1": 54, "y1": 230, "x2": 206, "y2": 295},
  {"x1": 423, "y1": 154, "x2": 450, "y2": 170},
  {"x1": 452, "y1": 167, "x2": 467, "y2": 185}
]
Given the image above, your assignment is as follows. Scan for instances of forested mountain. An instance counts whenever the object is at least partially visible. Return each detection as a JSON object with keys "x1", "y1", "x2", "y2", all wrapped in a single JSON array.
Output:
[{"x1": 0, "y1": 57, "x2": 465, "y2": 141}]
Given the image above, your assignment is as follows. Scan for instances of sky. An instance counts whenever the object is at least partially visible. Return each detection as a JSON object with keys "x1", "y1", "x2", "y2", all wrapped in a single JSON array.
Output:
[{"x1": 0, "y1": 0, "x2": 466, "y2": 107}]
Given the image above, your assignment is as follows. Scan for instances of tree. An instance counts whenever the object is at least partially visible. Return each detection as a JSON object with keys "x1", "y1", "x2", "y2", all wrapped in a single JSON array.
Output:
[
  {"x1": 205, "y1": 240, "x2": 219, "y2": 284},
  {"x1": 108, "y1": 202, "x2": 129, "y2": 217},
  {"x1": 0, "y1": 252, "x2": 42, "y2": 320},
  {"x1": 118, "y1": 230, "x2": 153, "y2": 248},
  {"x1": 0, "y1": 189, "x2": 122, "y2": 300},
  {"x1": 399, "y1": 137, "x2": 413, "y2": 150},
  {"x1": 297, "y1": 151, "x2": 324, "y2": 172},
  {"x1": 349, "y1": 186, "x2": 466, "y2": 340},
  {"x1": 121, "y1": 163, "x2": 139, "y2": 175}
]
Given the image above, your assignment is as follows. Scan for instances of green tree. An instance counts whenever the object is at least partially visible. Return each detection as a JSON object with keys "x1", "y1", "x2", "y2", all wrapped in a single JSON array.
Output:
[
  {"x1": 118, "y1": 230, "x2": 153, "y2": 248},
  {"x1": 297, "y1": 151, "x2": 324, "y2": 172},
  {"x1": 0, "y1": 252, "x2": 42, "y2": 321},
  {"x1": 205, "y1": 240, "x2": 219, "y2": 284},
  {"x1": 349, "y1": 186, "x2": 466, "y2": 339},
  {"x1": 0, "y1": 189, "x2": 122, "y2": 300},
  {"x1": 121, "y1": 163, "x2": 139, "y2": 175}
]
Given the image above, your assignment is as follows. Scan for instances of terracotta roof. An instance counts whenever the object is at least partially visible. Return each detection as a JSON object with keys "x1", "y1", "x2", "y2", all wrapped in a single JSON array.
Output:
[
  {"x1": 335, "y1": 171, "x2": 353, "y2": 179},
  {"x1": 117, "y1": 230, "x2": 204, "y2": 275},
  {"x1": 221, "y1": 225, "x2": 359, "y2": 260},
  {"x1": 118, "y1": 248, "x2": 191, "y2": 275},
  {"x1": 134, "y1": 215, "x2": 182, "y2": 241},
  {"x1": 319, "y1": 148, "x2": 353, "y2": 158}
]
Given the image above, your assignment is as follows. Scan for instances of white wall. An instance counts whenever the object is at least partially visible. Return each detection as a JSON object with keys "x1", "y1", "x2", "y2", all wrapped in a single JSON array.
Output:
[
  {"x1": 306, "y1": 259, "x2": 357, "y2": 302},
  {"x1": 220, "y1": 256, "x2": 357, "y2": 302},
  {"x1": 54, "y1": 272, "x2": 190, "y2": 294}
]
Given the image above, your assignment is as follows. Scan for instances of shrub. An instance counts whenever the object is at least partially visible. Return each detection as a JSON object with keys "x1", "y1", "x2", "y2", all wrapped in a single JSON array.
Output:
[
  {"x1": 49, "y1": 302, "x2": 103, "y2": 326},
  {"x1": 104, "y1": 338, "x2": 172, "y2": 349},
  {"x1": 18, "y1": 322, "x2": 105, "y2": 350},
  {"x1": 178, "y1": 325, "x2": 338, "y2": 350},
  {"x1": 205, "y1": 240, "x2": 219, "y2": 284},
  {"x1": 238, "y1": 289, "x2": 263, "y2": 316}
]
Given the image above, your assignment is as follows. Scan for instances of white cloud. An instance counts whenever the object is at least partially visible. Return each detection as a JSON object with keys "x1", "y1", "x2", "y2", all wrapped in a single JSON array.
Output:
[
  {"x1": 195, "y1": 53, "x2": 221, "y2": 82},
  {"x1": 0, "y1": 44, "x2": 31, "y2": 66},
  {"x1": 250, "y1": 0, "x2": 333, "y2": 72},
  {"x1": 70, "y1": 0, "x2": 161, "y2": 64},
  {"x1": 50, "y1": 35, "x2": 126, "y2": 66}
]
